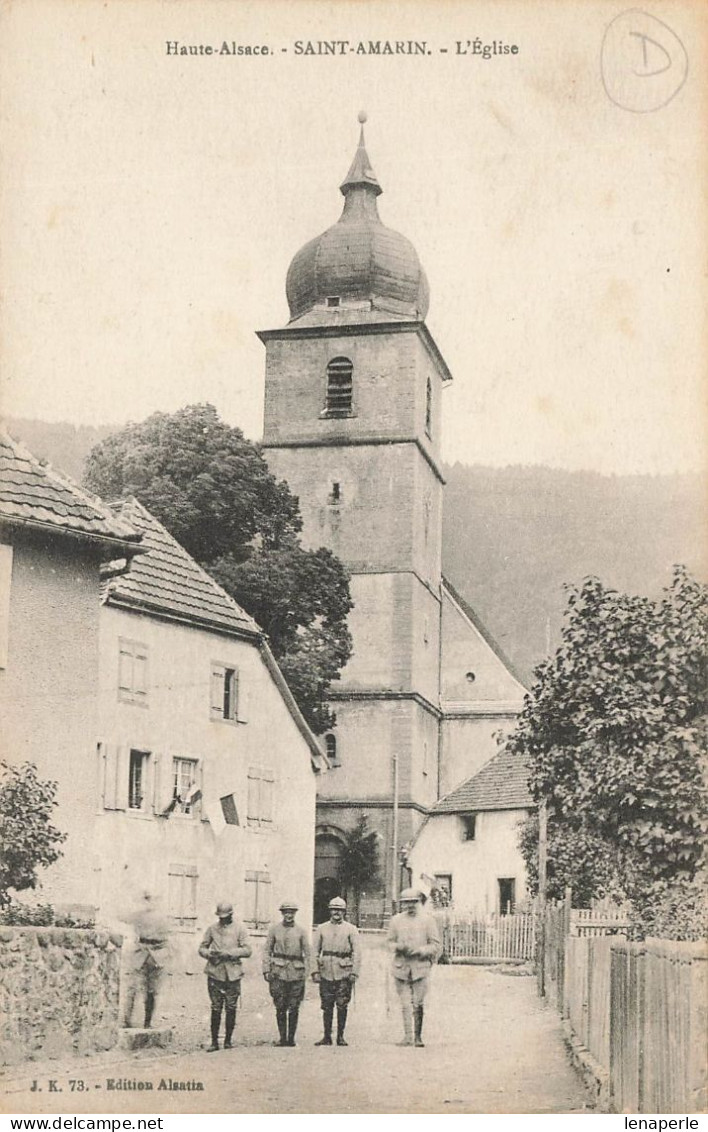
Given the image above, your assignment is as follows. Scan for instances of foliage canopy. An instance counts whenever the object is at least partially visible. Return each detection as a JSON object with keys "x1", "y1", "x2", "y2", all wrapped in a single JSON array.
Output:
[
  {"x1": 513, "y1": 568, "x2": 707, "y2": 911},
  {"x1": 84, "y1": 405, "x2": 352, "y2": 732},
  {"x1": 0, "y1": 761, "x2": 67, "y2": 907}
]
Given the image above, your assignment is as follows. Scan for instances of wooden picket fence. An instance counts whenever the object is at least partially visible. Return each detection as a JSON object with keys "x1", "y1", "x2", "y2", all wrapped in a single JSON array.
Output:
[
  {"x1": 442, "y1": 911, "x2": 536, "y2": 962},
  {"x1": 538, "y1": 896, "x2": 708, "y2": 1113}
]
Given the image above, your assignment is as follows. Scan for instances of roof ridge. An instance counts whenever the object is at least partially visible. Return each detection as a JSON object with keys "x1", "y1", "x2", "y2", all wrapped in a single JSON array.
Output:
[{"x1": 441, "y1": 575, "x2": 528, "y2": 690}]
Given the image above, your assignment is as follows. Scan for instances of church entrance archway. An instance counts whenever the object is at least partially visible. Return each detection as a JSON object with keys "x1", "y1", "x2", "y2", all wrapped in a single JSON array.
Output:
[{"x1": 314, "y1": 830, "x2": 346, "y2": 926}]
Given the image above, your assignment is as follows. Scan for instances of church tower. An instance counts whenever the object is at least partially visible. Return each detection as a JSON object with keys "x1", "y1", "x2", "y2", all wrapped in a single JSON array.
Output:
[{"x1": 259, "y1": 116, "x2": 453, "y2": 923}]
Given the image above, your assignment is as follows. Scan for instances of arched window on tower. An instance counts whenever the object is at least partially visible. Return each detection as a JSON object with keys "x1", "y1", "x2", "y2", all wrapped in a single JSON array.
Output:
[
  {"x1": 425, "y1": 377, "x2": 432, "y2": 438},
  {"x1": 325, "y1": 733, "x2": 340, "y2": 767},
  {"x1": 325, "y1": 357, "x2": 353, "y2": 415}
]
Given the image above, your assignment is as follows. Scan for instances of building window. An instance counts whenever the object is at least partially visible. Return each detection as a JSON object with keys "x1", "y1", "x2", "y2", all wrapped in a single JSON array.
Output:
[
  {"x1": 433, "y1": 874, "x2": 452, "y2": 905},
  {"x1": 329, "y1": 481, "x2": 341, "y2": 505},
  {"x1": 247, "y1": 766, "x2": 274, "y2": 828},
  {"x1": 211, "y1": 664, "x2": 239, "y2": 721},
  {"x1": 172, "y1": 757, "x2": 200, "y2": 815},
  {"x1": 425, "y1": 377, "x2": 432, "y2": 438},
  {"x1": 498, "y1": 877, "x2": 516, "y2": 916},
  {"x1": 324, "y1": 733, "x2": 340, "y2": 767},
  {"x1": 326, "y1": 296, "x2": 340, "y2": 307},
  {"x1": 118, "y1": 639, "x2": 149, "y2": 705},
  {"x1": 325, "y1": 357, "x2": 353, "y2": 414},
  {"x1": 461, "y1": 814, "x2": 476, "y2": 841},
  {"x1": 168, "y1": 863, "x2": 198, "y2": 931},
  {"x1": 128, "y1": 749, "x2": 150, "y2": 810},
  {"x1": 244, "y1": 870, "x2": 272, "y2": 929}
]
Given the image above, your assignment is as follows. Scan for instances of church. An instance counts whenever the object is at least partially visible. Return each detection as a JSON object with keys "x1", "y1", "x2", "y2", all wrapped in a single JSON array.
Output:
[{"x1": 258, "y1": 117, "x2": 527, "y2": 924}]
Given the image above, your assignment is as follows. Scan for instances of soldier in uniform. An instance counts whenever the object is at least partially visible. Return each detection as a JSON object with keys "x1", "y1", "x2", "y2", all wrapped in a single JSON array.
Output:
[
  {"x1": 198, "y1": 900, "x2": 252, "y2": 1052},
  {"x1": 122, "y1": 890, "x2": 171, "y2": 1030},
  {"x1": 263, "y1": 899, "x2": 310, "y2": 1047},
  {"x1": 312, "y1": 895, "x2": 361, "y2": 1046},
  {"x1": 387, "y1": 887, "x2": 442, "y2": 1047}
]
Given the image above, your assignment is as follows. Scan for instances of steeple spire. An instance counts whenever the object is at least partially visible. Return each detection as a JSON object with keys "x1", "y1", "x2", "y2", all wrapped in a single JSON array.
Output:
[{"x1": 339, "y1": 111, "x2": 382, "y2": 197}]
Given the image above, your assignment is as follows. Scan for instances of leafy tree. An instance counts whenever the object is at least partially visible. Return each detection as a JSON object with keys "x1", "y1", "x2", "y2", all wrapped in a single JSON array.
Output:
[
  {"x1": 338, "y1": 816, "x2": 381, "y2": 923},
  {"x1": 514, "y1": 567, "x2": 707, "y2": 911},
  {"x1": 84, "y1": 404, "x2": 353, "y2": 733},
  {"x1": 0, "y1": 762, "x2": 67, "y2": 907}
]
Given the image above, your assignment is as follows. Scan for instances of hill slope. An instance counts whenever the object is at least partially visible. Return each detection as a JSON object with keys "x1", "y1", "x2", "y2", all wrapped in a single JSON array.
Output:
[{"x1": 5, "y1": 417, "x2": 705, "y2": 683}]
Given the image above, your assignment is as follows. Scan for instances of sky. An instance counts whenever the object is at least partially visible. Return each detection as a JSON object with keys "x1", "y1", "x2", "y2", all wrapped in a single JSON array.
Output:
[{"x1": 1, "y1": 0, "x2": 705, "y2": 475}]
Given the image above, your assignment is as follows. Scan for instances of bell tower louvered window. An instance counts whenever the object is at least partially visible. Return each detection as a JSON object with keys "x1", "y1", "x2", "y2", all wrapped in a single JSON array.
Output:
[{"x1": 325, "y1": 357, "x2": 353, "y2": 414}]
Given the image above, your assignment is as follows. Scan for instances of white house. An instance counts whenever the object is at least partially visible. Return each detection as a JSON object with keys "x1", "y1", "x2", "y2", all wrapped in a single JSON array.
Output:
[
  {"x1": 95, "y1": 497, "x2": 327, "y2": 943},
  {"x1": 406, "y1": 745, "x2": 534, "y2": 915}
]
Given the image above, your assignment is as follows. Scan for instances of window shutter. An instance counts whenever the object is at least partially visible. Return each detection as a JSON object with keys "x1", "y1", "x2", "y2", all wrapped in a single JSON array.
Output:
[
  {"x1": 261, "y1": 769, "x2": 274, "y2": 823},
  {"x1": 118, "y1": 646, "x2": 133, "y2": 693},
  {"x1": 103, "y1": 744, "x2": 119, "y2": 809},
  {"x1": 210, "y1": 666, "x2": 225, "y2": 716},
  {"x1": 256, "y1": 872, "x2": 272, "y2": 928},
  {"x1": 0, "y1": 543, "x2": 13, "y2": 670},
  {"x1": 247, "y1": 768, "x2": 259, "y2": 824},
  {"x1": 196, "y1": 760, "x2": 205, "y2": 818},
  {"x1": 236, "y1": 676, "x2": 248, "y2": 723},
  {"x1": 244, "y1": 872, "x2": 258, "y2": 922},
  {"x1": 115, "y1": 746, "x2": 130, "y2": 810},
  {"x1": 168, "y1": 863, "x2": 185, "y2": 917},
  {"x1": 133, "y1": 648, "x2": 148, "y2": 699},
  {"x1": 185, "y1": 865, "x2": 198, "y2": 917}
]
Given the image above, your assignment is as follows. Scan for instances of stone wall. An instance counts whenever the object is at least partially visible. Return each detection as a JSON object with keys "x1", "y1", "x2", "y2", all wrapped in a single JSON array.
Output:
[{"x1": 0, "y1": 927, "x2": 123, "y2": 1064}]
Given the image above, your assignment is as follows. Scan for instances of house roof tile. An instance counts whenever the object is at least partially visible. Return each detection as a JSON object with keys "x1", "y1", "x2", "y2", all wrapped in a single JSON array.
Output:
[
  {"x1": 432, "y1": 746, "x2": 533, "y2": 813},
  {"x1": 104, "y1": 497, "x2": 259, "y2": 637},
  {"x1": 0, "y1": 430, "x2": 140, "y2": 546}
]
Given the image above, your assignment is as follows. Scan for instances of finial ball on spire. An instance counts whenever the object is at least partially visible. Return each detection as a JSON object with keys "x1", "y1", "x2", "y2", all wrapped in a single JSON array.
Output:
[{"x1": 358, "y1": 110, "x2": 368, "y2": 124}]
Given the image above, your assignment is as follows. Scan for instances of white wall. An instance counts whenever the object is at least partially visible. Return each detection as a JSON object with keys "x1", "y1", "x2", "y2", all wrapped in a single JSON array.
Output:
[{"x1": 407, "y1": 809, "x2": 531, "y2": 915}]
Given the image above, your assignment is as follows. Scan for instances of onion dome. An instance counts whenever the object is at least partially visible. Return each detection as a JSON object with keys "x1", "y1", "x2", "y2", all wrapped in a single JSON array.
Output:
[{"x1": 285, "y1": 113, "x2": 429, "y2": 324}]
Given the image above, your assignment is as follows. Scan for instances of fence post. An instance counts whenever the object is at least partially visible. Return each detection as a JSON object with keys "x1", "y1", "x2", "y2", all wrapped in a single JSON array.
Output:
[{"x1": 688, "y1": 946, "x2": 707, "y2": 1113}]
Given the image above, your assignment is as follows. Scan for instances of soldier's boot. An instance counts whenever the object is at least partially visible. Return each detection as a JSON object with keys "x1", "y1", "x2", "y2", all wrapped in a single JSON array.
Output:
[
  {"x1": 336, "y1": 1005, "x2": 348, "y2": 1046},
  {"x1": 143, "y1": 992, "x2": 155, "y2": 1030},
  {"x1": 224, "y1": 1008, "x2": 236, "y2": 1049},
  {"x1": 275, "y1": 1008, "x2": 288, "y2": 1046},
  {"x1": 315, "y1": 1004, "x2": 334, "y2": 1045},
  {"x1": 207, "y1": 1008, "x2": 221, "y2": 1051},
  {"x1": 122, "y1": 988, "x2": 136, "y2": 1028},
  {"x1": 414, "y1": 1006, "x2": 425, "y2": 1048},
  {"x1": 286, "y1": 1007, "x2": 299, "y2": 1046},
  {"x1": 398, "y1": 1002, "x2": 414, "y2": 1046}
]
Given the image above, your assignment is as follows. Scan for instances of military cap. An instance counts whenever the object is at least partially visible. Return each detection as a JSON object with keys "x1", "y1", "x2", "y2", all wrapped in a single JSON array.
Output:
[
  {"x1": 216, "y1": 901, "x2": 233, "y2": 917},
  {"x1": 279, "y1": 898, "x2": 299, "y2": 911},
  {"x1": 398, "y1": 887, "x2": 422, "y2": 903},
  {"x1": 328, "y1": 896, "x2": 347, "y2": 910}
]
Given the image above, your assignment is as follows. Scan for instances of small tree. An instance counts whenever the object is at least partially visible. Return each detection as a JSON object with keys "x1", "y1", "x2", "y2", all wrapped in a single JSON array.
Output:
[
  {"x1": 338, "y1": 816, "x2": 381, "y2": 924},
  {"x1": 0, "y1": 762, "x2": 66, "y2": 907}
]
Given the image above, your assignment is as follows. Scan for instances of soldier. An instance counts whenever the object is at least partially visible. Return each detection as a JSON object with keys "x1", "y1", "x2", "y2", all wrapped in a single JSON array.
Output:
[
  {"x1": 122, "y1": 890, "x2": 171, "y2": 1030},
  {"x1": 263, "y1": 899, "x2": 310, "y2": 1047},
  {"x1": 387, "y1": 887, "x2": 442, "y2": 1047},
  {"x1": 198, "y1": 901, "x2": 252, "y2": 1052},
  {"x1": 312, "y1": 895, "x2": 361, "y2": 1046}
]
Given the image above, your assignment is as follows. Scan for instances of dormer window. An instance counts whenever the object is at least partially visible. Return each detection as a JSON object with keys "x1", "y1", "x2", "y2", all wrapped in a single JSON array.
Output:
[
  {"x1": 326, "y1": 296, "x2": 341, "y2": 307},
  {"x1": 325, "y1": 357, "x2": 353, "y2": 414}
]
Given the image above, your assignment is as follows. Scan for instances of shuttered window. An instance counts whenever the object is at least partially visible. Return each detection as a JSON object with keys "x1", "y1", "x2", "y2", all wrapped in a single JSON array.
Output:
[
  {"x1": 210, "y1": 663, "x2": 242, "y2": 721},
  {"x1": 118, "y1": 639, "x2": 149, "y2": 706},
  {"x1": 244, "y1": 871, "x2": 271, "y2": 929},
  {"x1": 247, "y1": 767, "x2": 275, "y2": 828},
  {"x1": 325, "y1": 357, "x2": 353, "y2": 414}
]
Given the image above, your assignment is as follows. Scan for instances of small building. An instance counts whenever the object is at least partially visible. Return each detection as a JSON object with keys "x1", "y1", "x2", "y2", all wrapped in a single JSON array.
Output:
[
  {"x1": 96, "y1": 498, "x2": 327, "y2": 941},
  {"x1": 0, "y1": 431, "x2": 142, "y2": 908},
  {"x1": 406, "y1": 745, "x2": 534, "y2": 915}
]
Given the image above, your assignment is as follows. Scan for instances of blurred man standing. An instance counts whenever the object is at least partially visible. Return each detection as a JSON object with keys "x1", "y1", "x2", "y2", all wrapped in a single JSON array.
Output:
[
  {"x1": 312, "y1": 896, "x2": 361, "y2": 1046},
  {"x1": 122, "y1": 890, "x2": 171, "y2": 1030}
]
